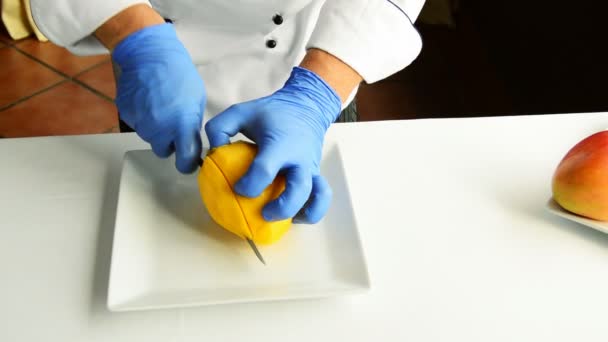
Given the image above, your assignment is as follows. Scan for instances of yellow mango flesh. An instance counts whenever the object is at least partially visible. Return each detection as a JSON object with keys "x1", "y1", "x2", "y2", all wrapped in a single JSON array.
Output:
[{"x1": 197, "y1": 141, "x2": 292, "y2": 245}]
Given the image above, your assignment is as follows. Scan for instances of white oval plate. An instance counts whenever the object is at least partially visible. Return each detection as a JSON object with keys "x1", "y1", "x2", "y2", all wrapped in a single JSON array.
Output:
[{"x1": 546, "y1": 198, "x2": 608, "y2": 235}]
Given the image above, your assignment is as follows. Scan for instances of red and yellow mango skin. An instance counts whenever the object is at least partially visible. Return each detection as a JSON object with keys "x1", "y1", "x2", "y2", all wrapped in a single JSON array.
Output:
[{"x1": 552, "y1": 131, "x2": 608, "y2": 221}]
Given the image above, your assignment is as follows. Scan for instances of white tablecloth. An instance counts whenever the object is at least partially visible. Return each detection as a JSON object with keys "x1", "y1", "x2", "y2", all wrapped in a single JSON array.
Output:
[{"x1": 2, "y1": 112, "x2": 608, "y2": 341}]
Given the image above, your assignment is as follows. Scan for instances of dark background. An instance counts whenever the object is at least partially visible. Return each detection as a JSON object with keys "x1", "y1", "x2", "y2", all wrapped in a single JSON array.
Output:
[{"x1": 357, "y1": 0, "x2": 608, "y2": 121}]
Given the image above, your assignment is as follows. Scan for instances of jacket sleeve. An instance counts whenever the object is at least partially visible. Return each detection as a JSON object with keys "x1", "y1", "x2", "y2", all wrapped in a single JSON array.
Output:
[
  {"x1": 306, "y1": 0, "x2": 426, "y2": 83},
  {"x1": 29, "y1": 0, "x2": 151, "y2": 55}
]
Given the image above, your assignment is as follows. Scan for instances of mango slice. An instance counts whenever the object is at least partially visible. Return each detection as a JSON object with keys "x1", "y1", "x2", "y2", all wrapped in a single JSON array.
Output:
[{"x1": 197, "y1": 140, "x2": 293, "y2": 245}]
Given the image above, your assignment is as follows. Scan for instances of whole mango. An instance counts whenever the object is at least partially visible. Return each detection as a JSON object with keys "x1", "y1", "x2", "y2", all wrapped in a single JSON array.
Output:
[
  {"x1": 197, "y1": 140, "x2": 293, "y2": 244},
  {"x1": 552, "y1": 131, "x2": 608, "y2": 221}
]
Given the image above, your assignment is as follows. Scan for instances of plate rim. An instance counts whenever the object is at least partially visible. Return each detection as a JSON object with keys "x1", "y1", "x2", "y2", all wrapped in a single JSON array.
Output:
[
  {"x1": 545, "y1": 197, "x2": 608, "y2": 234},
  {"x1": 106, "y1": 144, "x2": 370, "y2": 312}
]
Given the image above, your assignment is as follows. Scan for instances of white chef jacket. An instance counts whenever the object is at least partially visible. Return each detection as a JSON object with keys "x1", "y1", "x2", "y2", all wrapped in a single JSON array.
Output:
[{"x1": 29, "y1": 0, "x2": 425, "y2": 121}]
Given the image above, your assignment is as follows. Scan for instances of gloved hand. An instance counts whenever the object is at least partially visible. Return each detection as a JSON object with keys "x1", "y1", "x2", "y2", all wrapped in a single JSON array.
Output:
[
  {"x1": 205, "y1": 66, "x2": 342, "y2": 223},
  {"x1": 112, "y1": 23, "x2": 206, "y2": 174}
]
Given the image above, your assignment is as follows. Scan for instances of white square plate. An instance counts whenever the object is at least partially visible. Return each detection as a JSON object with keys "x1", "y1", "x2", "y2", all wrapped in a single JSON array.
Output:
[
  {"x1": 545, "y1": 198, "x2": 608, "y2": 234},
  {"x1": 107, "y1": 142, "x2": 370, "y2": 312}
]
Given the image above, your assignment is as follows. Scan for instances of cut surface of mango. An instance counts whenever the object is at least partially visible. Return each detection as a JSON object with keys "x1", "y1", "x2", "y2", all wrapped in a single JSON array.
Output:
[{"x1": 197, "y1": 141, "x2": 292, "y2": 245}]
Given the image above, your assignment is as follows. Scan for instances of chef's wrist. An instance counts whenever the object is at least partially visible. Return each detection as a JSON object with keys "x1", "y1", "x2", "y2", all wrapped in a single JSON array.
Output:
[
  {"x1": 299, "y1": 48, "x2": 363, "y2": 104},
  {"x1": 94, "y1": 4, "x2": 165, "y2": 51}
]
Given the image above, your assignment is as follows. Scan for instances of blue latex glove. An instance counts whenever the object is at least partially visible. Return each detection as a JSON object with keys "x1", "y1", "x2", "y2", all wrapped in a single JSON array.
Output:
[
  {"x1": 112, "y1": 23, "x2": 206, "y2": 174},
  {"x1": 205, "y1": 66, "x2": 342, "y2": 223}
]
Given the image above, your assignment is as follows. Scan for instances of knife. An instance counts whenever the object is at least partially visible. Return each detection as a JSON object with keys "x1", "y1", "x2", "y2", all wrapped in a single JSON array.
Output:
[{"x1": 246, "y1": 238, "x2": 266, "y2": 265}]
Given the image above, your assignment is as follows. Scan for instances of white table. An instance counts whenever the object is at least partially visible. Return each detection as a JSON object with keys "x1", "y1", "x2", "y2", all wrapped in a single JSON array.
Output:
[{"x1": 2, "y1": 112, "x2": 608, "y2": 341}]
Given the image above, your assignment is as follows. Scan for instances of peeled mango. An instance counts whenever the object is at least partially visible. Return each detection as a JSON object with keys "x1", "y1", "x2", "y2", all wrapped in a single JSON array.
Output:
[
  {"x1": 197, "y1": 140, "x2": 293, "y2": 244},
  {"x1": 552, "y1": 131, "x2": 608, "y2": 221}
]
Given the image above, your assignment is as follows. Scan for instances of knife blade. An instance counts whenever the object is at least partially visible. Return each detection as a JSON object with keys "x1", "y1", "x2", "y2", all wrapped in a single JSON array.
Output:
[{"x1": 246, "y1": 238, "x2": 266, "y2": 265}]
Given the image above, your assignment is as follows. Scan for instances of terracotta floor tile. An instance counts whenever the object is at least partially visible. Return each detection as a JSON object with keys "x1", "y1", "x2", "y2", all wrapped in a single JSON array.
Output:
[
  {"x1": 0, "y1": 47, "x2": 64, "y2": 108},
  {"x1": 15, "y1": 39, "x2": 109, "y2": 76},
  {"x1": 0, "y1": 81, "x2": 119, "y2": 137},
  {"x1": 75, "y1": 61, "x2": 117, "y2": 99}
]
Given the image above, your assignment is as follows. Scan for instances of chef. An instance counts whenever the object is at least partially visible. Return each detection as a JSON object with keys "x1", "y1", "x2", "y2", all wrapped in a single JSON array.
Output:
[{"x1": 29, "y1": 0, "x2": 425, "y2": 224}]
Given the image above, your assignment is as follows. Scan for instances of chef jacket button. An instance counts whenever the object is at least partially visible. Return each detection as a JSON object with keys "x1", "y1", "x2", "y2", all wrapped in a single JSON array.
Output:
[
  {"x1": 266, "y1": 39, "x2": 277, "y2": 48},
  {"x1": 272, "y1": 14, "x2": 283, "y2": 25}
]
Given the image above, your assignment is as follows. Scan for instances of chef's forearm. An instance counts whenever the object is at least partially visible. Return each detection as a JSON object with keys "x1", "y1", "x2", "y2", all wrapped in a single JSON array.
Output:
[
  {"x1": 94, "y1": 3, "x2": 165, "y2": 50},
  {"x1": 299, "y1": 48, "x2": 363, "y2": 104}
]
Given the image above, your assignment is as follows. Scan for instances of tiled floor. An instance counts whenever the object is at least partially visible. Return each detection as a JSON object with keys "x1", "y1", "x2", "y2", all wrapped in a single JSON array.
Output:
[
  {"x1": 0, "y1": 24, "x2": 119, "y2": 138},
  {"x1": 0, "y1": 81, "x2": 118, "y2": 137}
]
